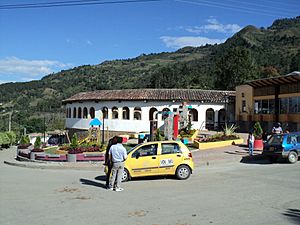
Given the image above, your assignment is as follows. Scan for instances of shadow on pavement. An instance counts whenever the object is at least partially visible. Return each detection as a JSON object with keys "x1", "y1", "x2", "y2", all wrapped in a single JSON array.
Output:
[
  {"x1": 240, "y1": 155, "x2": 271, "y2": 164},
  {"x1": 95, "y1": 175, "x2": 106, "y2": 181},
  {"x1": 283, "y1": 209, "x2": 300, "y2": 224},
  {"x1": 80, "y1": 178, "x2": 107, "y2": 189}
]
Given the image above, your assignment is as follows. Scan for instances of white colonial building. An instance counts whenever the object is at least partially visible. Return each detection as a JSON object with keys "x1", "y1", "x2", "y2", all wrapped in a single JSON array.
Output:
[{"x1": 63, "y1": 89, "x2": 235, "y2": 135}]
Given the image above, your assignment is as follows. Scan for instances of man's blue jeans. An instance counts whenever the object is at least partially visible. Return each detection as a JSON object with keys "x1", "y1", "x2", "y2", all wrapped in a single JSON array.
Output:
[{"x1": 249, "y1": 142, "x2": 253, "y2": 156}]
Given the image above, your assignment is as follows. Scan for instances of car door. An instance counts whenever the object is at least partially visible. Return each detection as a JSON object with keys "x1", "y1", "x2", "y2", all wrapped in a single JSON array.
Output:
[
  {"x1": 158, "y1": 142, "x2": 183, "y2": 175},
  {"x1": 286, "y1": 134, "x2": 299, "y2": 152},
  {"x1": 129, "y1": 143, "x2": 159, "y2": 177}
]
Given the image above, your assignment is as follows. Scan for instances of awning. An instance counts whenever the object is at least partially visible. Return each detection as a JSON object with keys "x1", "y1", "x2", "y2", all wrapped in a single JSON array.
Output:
[{"x1": 247, "y1": 71, "x2": 300, "y2": 88}]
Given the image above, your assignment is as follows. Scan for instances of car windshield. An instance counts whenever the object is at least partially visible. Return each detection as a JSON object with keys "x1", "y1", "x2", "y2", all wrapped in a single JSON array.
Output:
[
  {"x1": 267, "y1": 134, "x2": 283, "y2": 145},
  {"x1": 126, "y1": 143, "x2": 143, "y2": 154}
]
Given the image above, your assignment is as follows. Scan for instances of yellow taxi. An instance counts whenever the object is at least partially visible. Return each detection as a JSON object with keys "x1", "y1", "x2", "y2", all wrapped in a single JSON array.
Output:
[{"x1": 106, "y1": 140, "x2": 194, "y2": 181}]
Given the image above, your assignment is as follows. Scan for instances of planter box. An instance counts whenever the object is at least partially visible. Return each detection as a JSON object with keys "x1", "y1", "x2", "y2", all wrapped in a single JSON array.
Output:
[
  {"x1": 193, "y1": 138, "x2": 244, "y2": 150},
  {"x1": 67, "y1": 153, "x2": 77, "y2": 162},
  {"x1": 254, "y1": 139, "x2": 264, "y2": 150}
]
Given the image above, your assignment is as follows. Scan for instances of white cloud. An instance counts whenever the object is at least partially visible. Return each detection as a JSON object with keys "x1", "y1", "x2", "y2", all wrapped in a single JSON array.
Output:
[
  {"x1": 160, "y1": 36, "x2": 225, "y2": 49},
  {"x1": 186, "y1": 18, "x2": 241, "y2": 34},
  {"x1": 0, "y1": 57, "x2": 70, "y2": 78}
]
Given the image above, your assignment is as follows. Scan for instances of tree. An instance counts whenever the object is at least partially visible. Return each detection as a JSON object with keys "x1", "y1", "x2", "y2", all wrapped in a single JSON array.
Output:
[
  {"x1": 214, "y1": 47, "x2": 258, "y2": 90},
  {"x1": 290, "y1": 51, "x2": 300, "y2": 71},
  {"x1": 260, "y1": 66, "x2": 279, "y2": 78}
]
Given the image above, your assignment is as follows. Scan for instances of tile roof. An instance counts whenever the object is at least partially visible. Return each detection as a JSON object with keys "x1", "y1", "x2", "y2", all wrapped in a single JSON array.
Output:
[{"x1": 63, "y1": 89, "x2": 235, "y2": 104}]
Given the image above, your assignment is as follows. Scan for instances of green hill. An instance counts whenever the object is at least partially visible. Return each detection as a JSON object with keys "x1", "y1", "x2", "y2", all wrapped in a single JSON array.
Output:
[{"x1": 0, "y1": 16, "x2": 300, "y2": 133}]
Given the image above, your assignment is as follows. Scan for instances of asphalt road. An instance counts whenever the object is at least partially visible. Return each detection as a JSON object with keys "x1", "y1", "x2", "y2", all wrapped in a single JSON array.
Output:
[{"x1": 1, "y1": 147, "x2": 300, "y2": 225}]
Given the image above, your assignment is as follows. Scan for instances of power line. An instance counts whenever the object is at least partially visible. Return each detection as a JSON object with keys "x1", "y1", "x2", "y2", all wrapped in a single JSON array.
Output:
[
  {"x1": 0, "y1": 0, "x2": 165, "y2": 10},
  {"x1": 175, "y1": 0, "x2": 292, "y2": 17}
]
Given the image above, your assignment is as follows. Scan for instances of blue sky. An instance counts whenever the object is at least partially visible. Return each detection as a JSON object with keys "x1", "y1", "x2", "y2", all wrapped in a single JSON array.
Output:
[{"x1": 0, "y1": 0, "x2": 299, "y2": 84}]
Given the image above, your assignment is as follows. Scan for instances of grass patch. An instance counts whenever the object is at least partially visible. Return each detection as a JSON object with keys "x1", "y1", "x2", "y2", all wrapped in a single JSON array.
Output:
[{"x1": 43, "y1": 146, "x2": 60, "y2": 154}]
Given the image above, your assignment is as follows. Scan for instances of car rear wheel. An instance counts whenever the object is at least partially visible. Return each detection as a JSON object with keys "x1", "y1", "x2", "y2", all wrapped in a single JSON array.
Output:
[
  {"x1": 288, "y1": 151, "x2": 298, "y2": 164},
  {"x1": 176, "y1": 165, "x2": 191, "y2": 180},
  {"x1": 121, "y1": 168, "x2": 130, "y2": 182}
]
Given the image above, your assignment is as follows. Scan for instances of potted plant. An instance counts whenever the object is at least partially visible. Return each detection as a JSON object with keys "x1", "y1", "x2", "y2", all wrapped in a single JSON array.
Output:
[
  {"x1": 67, "y1": 134, "x2": 78, "y2": 162},
  {"x1": 253, "y1": 121, "x2": 264, "y2": 150},
  {"x1": 30, "y1": 136, "x2": 44, "y2": 160}
]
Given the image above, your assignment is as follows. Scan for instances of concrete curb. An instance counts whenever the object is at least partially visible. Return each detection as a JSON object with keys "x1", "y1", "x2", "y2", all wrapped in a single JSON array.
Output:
[{"x1": 3, "y1": 160, "x2": 104, "y2": 171}]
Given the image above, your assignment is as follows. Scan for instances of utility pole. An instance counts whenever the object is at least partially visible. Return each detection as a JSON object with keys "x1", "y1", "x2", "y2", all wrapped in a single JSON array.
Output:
[{"x1": 8, "y1": 112, "x2": 12, "y2": 132}]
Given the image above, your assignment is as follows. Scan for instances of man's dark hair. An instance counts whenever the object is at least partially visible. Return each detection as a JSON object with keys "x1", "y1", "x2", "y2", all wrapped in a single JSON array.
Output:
[{"x1": 117, "y1": 136, "x2": 123, "y2": 144}]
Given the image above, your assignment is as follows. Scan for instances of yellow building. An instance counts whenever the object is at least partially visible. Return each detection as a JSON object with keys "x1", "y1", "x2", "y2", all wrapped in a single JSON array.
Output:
[{"x1": 236, "y1": 71, "x2": 300, "y2": 132}]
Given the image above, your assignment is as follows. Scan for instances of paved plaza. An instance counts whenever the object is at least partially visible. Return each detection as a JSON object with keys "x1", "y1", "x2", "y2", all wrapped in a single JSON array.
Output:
[{"x1": 1, "y1": 145, "x2": 300, "y2": 225}]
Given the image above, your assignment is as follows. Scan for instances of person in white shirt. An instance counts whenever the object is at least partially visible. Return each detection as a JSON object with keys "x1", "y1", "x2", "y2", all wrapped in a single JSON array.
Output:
[
  {"x1": 248, "y1": 132, "x2": 255, "y2": 156},
  {"x1": 272, "y1": 122, "x2": 283, "y2": 134},
  {"x1": 108, "y1": 137, "x2": 127, "y2": 192}
]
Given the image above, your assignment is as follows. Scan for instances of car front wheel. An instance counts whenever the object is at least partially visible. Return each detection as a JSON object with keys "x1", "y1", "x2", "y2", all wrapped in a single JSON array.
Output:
[
  {"x1": 288, "y1": 151, "x2": 298, "y2": 164},
  {"x1": 176, "y1": 165, "x2": 191, "y2": 180}
]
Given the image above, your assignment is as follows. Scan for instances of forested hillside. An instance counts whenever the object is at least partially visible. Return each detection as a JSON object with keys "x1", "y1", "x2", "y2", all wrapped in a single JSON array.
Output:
[{"x1": 0, "y1": 16, "x2": 300, "y2": 133}]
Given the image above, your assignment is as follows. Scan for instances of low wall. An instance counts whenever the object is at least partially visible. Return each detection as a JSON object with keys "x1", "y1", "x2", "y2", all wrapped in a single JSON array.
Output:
[{"x1": 193, "y1": 138, "x2": 244, "y2": 150}]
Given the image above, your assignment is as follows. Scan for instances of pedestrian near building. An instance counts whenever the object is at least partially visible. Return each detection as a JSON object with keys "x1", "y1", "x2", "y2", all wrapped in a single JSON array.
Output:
[
  {"x1": 104, "y1": 136, "x2": 118, "y2": 189},
  {"x1": 109, "y1": 137, "x2": 127, "y2": 192},
  {"x1": 248, "y1": 132, "x2": 255, "y2": 156},
  {"x1": 272, "y1": 122, "x2": 283, "y2": 134}
]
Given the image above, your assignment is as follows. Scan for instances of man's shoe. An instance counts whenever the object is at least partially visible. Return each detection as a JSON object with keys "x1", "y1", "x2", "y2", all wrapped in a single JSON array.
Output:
[{"x1": 115, "y1": 188, "x2": 124, "y2": 192}]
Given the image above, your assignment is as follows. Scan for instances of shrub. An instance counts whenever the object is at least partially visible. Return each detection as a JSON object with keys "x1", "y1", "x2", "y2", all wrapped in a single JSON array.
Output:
[
  {"x1": 20, "y1": 135, "x2": 30, "y2": 145},
  {"x1": 5, "y1": 132, "x2": 16, "y2": 145},
  {"x1": 68, "y1": 148, "x2": 83, "y2": 154},
  {"x1": 70, "y1": 134, "x2": 78, "y2": 149},
  {"x1": 253, "y1": 122, "x2": 263, "y2": 140},
  {"x1": 34, "y1": 136, "x2": 42, "y2": 150},
  {"x1": 0, "y1": 132, "x2": 10, "y2": 147},
  {"x1": 223, "y1": 124, "x2": 238, "y2": 136}
]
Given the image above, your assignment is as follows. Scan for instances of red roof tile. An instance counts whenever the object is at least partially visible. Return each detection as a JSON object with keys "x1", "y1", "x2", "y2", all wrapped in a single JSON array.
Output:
[{"x1": 62, "y1": 89, "x2": 235, "y2": 104}]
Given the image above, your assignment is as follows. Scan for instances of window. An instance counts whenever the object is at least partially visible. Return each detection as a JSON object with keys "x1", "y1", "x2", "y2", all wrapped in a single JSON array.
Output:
[
  {"x1": 102, "y1": 107, "x2": 108, "y2": 119},
  {"x1": 149, "y1": 107, "x2": 158, "y2": 120},
  {"x1": 242, "y1": 93, "x2": 245, "y2": 97},
  {"x1": 68, "y1": 108, "x2": 71, "y2": 118},
  {"x1": 73, "y1": 108, "x2": 77, "y2": 118},
  {"x1": 112, "y1": 107, "x2": 118, "y2": 119},
  {"x1": 287, "y1": 135, "x2": 298, "y2": 144},
  {"x1": 269, "y1": 99, "x2": 275, "y2": 114},
  {"x1": 78, "y1": 107, "x2": 82, "y2": 118},
  {"x1": 134, "y1": 107, "x2": 142, "y2": 120},
  {"x1": 254, "y1": 99, "x2": 275, "y2": 114},
  {"x1": 83, "y1": 107, "x2": 88, "y2": 119},
  {"x1": 189, "y1": 108, "x2": 198, "y2": 121},
  {"x1": 280, "y1": 98, "x2": 288, "y2": 114},
  {"x1": 254, "y1": 100, "x2": 259, "y2": 114},
  {"x1": 89, "y1": 107, "x2": 95, "y2": 119},
  {"x1": 122, "y1": 107, "x2": 130, "y2": 120},
  {"x1": 161, "y1": 143, "x2": 181, "y2": 154},
  {"x1": 288, "y1": 97, "x2": 298, "y2": 113},
  {"x1": 206, "y1": 108, "x2": 214, "y2": 121},
  {"x1": 242, "y1": 100, "x2": 246, "y2": 112},
  {"x1": 132, "y1": 144, "x2": 158, "y2": 158},
  {"x1": 261, "y1": 99, "x2": 269, "y2": 114}
]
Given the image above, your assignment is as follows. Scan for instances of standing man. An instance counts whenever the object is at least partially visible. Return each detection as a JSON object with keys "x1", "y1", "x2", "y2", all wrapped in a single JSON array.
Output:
[
  {"x1": 109, "y1": 137, "x2": 127, "y2": 192},
  {"x1": 104, "y1": 136, "x2": 118, "y2": 189}
]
